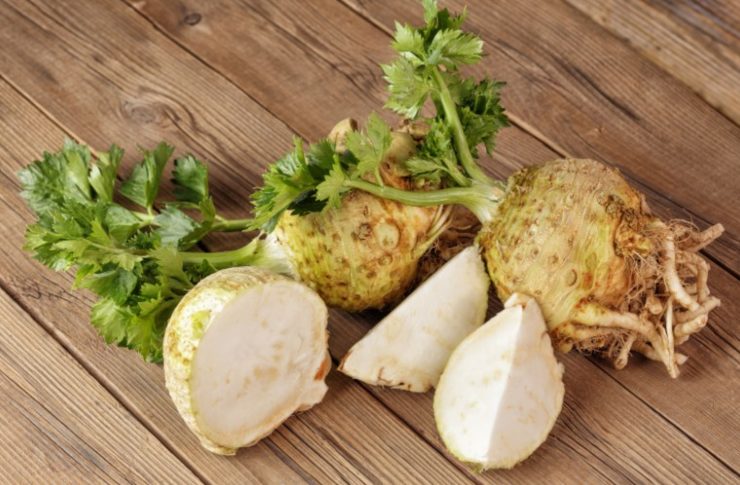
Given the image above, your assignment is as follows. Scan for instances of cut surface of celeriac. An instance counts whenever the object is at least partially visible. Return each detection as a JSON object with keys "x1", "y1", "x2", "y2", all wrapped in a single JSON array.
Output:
[
  {"x1": 164, "y1": 267, "x2": 330, "y2": 455},
  {"x1": 434, "y1": 294, "x2": 564, "y2": 470},
  {"x1": 339, "y1": 246, "x2": 489, "y2": 392}
]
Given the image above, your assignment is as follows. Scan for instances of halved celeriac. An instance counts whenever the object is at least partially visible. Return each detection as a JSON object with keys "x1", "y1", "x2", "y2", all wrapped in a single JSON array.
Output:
[{"x1": 164, "y1": 267, "x2": 330, "y2": 455}]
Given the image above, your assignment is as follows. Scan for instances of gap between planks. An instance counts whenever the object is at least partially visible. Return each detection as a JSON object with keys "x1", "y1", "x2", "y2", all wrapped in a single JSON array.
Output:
[
  {"x1": 0, "y1": 279, "x2": 203, "y2": 484},
  {"x1": 331, "y1": 0, "x2": 739, "y2": 470},
  {"x1": 0, "y1": 279, "x2": 208, "y2": 485},
  {"x1": 0, "y1": 72, "x2": 336, "y2": 483},
  {"x1": 94, "y1": 1, "x2": 487, "y2": 480},
  {"x1": 122, "y1": 0, "x2": 740, "y2": 279},
  {"x1": 4, "y1": 14, "x2": 472, "y2": 472},
  {"x1": 339, "y1": 0, "x2": 740, "y2": 275},
  {"x1": 562, "y1": 0, "x2": 740, "y2": 127},
  {"x1": 2, "y1": 0, "x2": 736, "y2": 476},
  {"x1": 126, "y1": 0, "x2": 306, "y2": 149},
  {"x1": 588, "y1": 359, "x2": 738, "y2": 476}
]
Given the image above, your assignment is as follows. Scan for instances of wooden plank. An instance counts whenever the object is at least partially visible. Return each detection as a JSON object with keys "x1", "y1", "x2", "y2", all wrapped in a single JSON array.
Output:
[
  {"x1": 333, "y1": 261, "x2": 740, "y2": 474},
  {"x1": 0, "y1": 1, "x2": 472, "y2": 481},
  {"x1": 0, "y1": 287, "x2": 201, "y2": 483},
  {"x1": 123, "y1": 0, "x2": 740, "y2": 476},
  {"x1": 121, "y1": 0, "x2": 740, "y2": 474},
  {"x1": 488, "y1": 136, "x2": 740, "y2": 473},
  {"x1": 341, "y1": 0, "x2": 740, "y2": 275},
  {"x1": 125, "y1": 0, "x2": 391, "y2": 142},
  {"x1": 563, "y1": 0, "x2": 740, "y2": 124},
  {"x1": 0, "y1": 4, "x2": 595, "y2": 482},
  {"x1": 337, "y1": 0, "x2": 740, "y2": 469},
  {"x1": 598, "y1": 261, "x2": 740, "y2": 467},
  {"x1": 334, "y1": 312, "x2": 740, "y2": 483}
]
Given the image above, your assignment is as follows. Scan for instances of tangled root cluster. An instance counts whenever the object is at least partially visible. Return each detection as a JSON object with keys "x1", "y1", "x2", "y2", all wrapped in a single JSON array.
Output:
[{"x1": 577, "y1": 219, "x2": 724, "y2": 377}]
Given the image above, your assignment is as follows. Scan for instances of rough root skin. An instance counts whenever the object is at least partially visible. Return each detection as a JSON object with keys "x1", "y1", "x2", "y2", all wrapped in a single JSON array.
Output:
[
  {"x1": 276, "y1": 196, "x2": 445, "y2": 311},
  {"x1": 479, "y1": 159, "x2": 723, "y2": 377},
  {"x1": 275, "y1": 127, "x2": 447, "y2": 311}
]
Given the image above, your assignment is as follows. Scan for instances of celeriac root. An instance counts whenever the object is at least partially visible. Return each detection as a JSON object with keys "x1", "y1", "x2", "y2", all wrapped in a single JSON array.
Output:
[
  {"x1": 633, "y1": 340, "x2": 688, "y2": 366},
  {"x1": 573, "y1": 221, "x2": 723, "y2": 377},
  {"x1": 663, "y1": 235, "x2": 699, "y2": 310},
  {"x1": 480, "y1": 161, "x2": 723, "y2": 377},
  {"x1": 614, "y1": 332, "x2": 637, "y2": 370},
  {"x1": 675, "y1": 223, "x2": 725, "y2": 252}
]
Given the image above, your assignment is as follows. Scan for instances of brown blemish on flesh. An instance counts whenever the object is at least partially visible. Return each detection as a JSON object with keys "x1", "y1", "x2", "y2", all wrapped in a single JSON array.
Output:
[
  {"x1": 314, "y1": 355, "x2": 331, "y2": 380},
  {"x1": 353, "y1": 223, "x2": 372, "y2": 241},
  {"x1": 582, "y1": 272, "x2": 594, "y2": 288},
  {"x1": 253, "y1": 365, "x2": 279, "y2": 381}
]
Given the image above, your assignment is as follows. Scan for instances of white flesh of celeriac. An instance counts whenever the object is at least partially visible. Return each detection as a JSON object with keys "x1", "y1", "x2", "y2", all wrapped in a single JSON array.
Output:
[
  {"x1": 164, "y1": 267, "x2": 330, "y2": 455},
  {"x1": 434, "y1": 294, "x2": 564, "y2": 470},
  {"x1": 338, "y1": 246, "x2": 489, "y2": 392}
]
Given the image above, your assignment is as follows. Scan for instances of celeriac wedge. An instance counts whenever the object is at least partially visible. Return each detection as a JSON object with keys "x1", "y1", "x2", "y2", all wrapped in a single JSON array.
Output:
[
  {"x1": 339, "y1": 246, "x2": 489, "y2": 392},
  {"x1": 434, "y1": 294, "x2": 564, "y2": 469}
]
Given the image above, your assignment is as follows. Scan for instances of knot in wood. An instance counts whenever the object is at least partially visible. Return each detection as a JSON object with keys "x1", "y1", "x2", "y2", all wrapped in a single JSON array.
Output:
[{"x1": 183, "y1": 12, "x2": 202, "y2": 26}]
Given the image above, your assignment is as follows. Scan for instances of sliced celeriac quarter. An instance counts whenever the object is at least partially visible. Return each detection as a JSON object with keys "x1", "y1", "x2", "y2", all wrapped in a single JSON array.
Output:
[
  {"x1": 339, "y1": 246, "x2": 489, "y2": 392},
  {"x1": 164, "y1": 267, "x2": 330, "y2": 455},
  {"x1": 434, "y1": 293, "x2": 564, "y2": 469}
]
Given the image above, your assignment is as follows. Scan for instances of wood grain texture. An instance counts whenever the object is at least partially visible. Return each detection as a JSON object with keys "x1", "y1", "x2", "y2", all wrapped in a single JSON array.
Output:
[
  {"x1": 564, "y1": 0, "x2": 740, "y2": 123},
  {"x1": 0, "y1": 0, "x2": 737, "y2": 482},
  {"x1": 598, "y1": 261, "x2": 740, "y2": 468},
  {"x1": 120, "y1": 0, "x2": 740, "y2": 472},
  {"x1": 0, "y1": 1, "x2": 471, "y2": 481},
  {"x1": 0, "y1": 287, "x2": 200, "y2": 484},
  {"x1": 126, "y1": 0, "x2": 393, "y2": 141},
  {"x1": 343, "y1": 0, "x2": 740, "y2": 275}
]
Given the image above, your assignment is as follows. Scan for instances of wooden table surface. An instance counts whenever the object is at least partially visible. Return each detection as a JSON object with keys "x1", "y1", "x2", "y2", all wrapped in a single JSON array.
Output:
[{"x1": 0, "y1": 0, "x2": 738, "y2": 483}]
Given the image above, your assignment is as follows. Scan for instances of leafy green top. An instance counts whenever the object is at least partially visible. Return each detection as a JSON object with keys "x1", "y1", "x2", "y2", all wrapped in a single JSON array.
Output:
[
  {"x1": 248, "y1": 114, "x2": 392, "y2": 231},
  {"x1": 19, "y1": 140, "x2": 260, "y2": 362},
  {"x1": 384, "y1": 0, "x2": 508, "y2": 186},
  {"x1": 19, "y1": 1, "x2": 510, "y2": 362},
  {"x1": 384, "y1": 1, "x2": 480, "y2": 118},
  {"x1": 249, "y1": 0, "x2": 508, "y2": 231}
]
